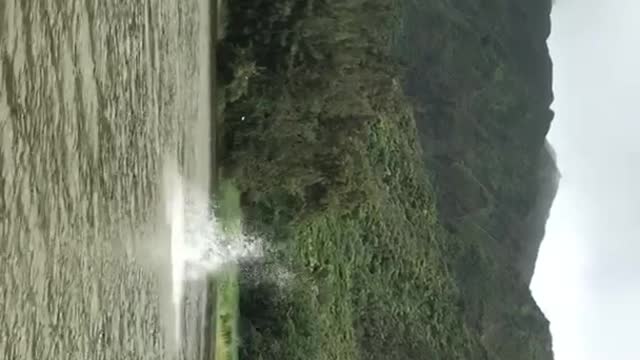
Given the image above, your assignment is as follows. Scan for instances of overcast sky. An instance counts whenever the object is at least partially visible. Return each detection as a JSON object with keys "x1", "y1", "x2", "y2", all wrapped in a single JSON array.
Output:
[{"x1": 530, "y1": 1, "x2": 640, "y2": 359}]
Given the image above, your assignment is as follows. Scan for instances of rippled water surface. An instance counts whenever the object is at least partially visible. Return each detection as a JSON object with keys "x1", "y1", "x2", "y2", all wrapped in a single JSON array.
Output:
[{"x1": 0, "y1": 0, "x2": 211, "y2": 358}]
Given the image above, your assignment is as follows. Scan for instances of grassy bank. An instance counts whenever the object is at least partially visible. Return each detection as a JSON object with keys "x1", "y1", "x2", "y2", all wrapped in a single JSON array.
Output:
[
  {"x1": 208, "y1": 181, "x2": 242, "y2": 360},
  {"x1": 214, "y1": 267, "x2": 238, "y2": 360}
]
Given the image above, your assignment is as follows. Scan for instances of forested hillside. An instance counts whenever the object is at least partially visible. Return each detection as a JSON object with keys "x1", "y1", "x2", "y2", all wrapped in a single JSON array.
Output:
[{"x1": 216, "y1": 0, "x2": 557, "y2": 359}]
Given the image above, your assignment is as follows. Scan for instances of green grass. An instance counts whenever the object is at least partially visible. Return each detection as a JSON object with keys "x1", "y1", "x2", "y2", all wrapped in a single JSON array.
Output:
[
  {"x1": 215, "y1": 267, "x2": 239, "y2": 360},
  {"x1": 211, "y1": 180, "x2": 243, "y2": 360}
]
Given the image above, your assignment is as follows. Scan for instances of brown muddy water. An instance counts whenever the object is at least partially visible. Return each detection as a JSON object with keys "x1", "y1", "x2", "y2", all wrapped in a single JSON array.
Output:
[{"x1": 0, "y1": 0, "x2": 213, "y2": 359}]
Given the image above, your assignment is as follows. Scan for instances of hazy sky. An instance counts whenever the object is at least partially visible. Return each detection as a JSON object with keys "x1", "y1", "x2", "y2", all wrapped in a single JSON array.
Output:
[{"x1": 531, "y1": 1, "x2": 640, "y2": 359}]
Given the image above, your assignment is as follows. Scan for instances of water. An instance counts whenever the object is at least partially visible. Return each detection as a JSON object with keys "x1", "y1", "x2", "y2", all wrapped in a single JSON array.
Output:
[{"x1": 0, "y1": 0, "x2": 213, "y2": 359}]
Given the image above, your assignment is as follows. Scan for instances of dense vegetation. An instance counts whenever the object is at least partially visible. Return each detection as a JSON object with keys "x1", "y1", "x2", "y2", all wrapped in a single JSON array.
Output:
[{"x1": 216, "y1": 0, "x2": 556, "y2": 359}]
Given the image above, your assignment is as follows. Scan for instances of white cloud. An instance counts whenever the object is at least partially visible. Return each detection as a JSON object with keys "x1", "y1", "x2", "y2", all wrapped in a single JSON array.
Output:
[{"x1": 532, "y1": 1, "x2": 640, "y2": 359}]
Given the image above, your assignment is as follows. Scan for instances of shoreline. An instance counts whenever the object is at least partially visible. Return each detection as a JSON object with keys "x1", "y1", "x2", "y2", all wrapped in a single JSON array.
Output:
[{"x1": 203, "y1": 0, "x2": 222, "y2": 359}]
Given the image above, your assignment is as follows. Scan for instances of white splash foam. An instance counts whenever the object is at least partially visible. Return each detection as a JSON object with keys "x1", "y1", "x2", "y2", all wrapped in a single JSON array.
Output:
[
  {"x1": 162, "y1": 160, "x2": 262, "y2": 349},
  {"x1": 163, "y1": 160, "x2": 186, "y2": 349},
  {"x1": 181, "y1": 184, "x2": 262, "y2": 280}
]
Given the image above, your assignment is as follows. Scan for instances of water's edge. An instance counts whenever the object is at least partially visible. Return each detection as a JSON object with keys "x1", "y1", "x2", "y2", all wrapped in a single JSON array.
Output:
[{"x1": 201, "y1": 0, "x2": 218, "y2": 359}]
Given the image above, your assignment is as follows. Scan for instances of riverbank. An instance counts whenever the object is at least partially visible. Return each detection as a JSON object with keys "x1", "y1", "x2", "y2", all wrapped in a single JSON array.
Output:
[{"x1": 206, "y1": 1, "x2": 242, "y2": 360}]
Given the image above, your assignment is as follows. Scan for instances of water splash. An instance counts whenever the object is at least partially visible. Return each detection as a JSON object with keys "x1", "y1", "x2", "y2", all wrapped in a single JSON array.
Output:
[{"x1": 162, "y1": 159, "x2": 262, "y2": 351}]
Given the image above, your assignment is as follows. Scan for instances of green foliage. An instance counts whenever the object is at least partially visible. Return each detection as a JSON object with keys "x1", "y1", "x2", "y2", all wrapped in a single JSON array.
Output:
[
  {"x1": 231, "y1": 111, "x2": 484, "y2": 360},
  {"x1": 392, "y1": 1, "x2": 555, "y2": 359},
  {"x1": 217, "y1": 0, "x2": 555, "y2": 359},
  {"x1": 216, "y1": 179, "x2": 243, "y2": 235}
]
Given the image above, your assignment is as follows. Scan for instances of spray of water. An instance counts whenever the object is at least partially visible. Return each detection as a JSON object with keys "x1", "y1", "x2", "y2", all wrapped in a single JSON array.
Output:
[{"x1": 162, "y1": 159, "x2": 262, "y2": 351}]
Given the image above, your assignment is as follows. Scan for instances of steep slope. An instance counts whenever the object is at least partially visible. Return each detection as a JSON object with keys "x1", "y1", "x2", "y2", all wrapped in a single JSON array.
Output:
[
  {"x1": 216, "y1": 0, "x2": 557, "y2": 359},
  {"x1": 395, "y1": 0, "x2": 557, "y2": 358}
]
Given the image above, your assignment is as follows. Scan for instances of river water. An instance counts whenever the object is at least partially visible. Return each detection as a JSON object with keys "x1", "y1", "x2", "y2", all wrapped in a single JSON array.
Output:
[{"x1": 0, "y1": 0, "x2": 212, "y2": 359}]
